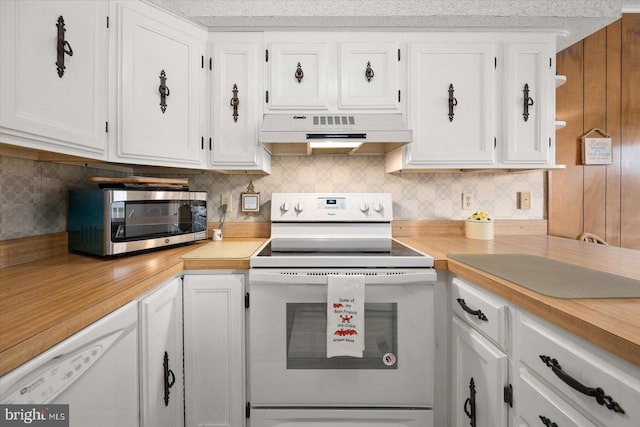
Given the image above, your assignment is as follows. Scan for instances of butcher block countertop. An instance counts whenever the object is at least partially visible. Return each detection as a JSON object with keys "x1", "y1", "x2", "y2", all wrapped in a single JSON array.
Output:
[{"x1": 1, "y1": 233, "x2": 639, "y2": 376}]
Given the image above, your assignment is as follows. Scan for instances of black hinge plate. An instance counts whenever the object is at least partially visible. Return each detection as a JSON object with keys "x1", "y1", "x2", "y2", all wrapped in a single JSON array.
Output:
[
  {"x1": 265, "y1": 90, "x2": 269, "y2": 103},
  {"x1": 246, "y1": 402, "x2": 250, "y2": 418},
  {"x1": 265, "y1": 49, "x2": 269, "y2": 62},
  {"x1": 106, "y1": 16, "x2": 110, "y2": 28},
  {"x1": 105, "y1": 122, "x2": 109, "y2": 133},
  {"x1": 201, "y1": 55, "x2": 204, "y2": 69},
  {"x1": 504, "y1": 384, "x2": 513, "y2": 407},
  {"x1": 245, "y1": 293, "x2": 250, "y2": 308},
  {"x1": 494, "y1": 137, "x2": 497, "y2": 149},
  {"x1": 210, "y1": 57, "x2": 212, "y2": 70},
  {"x1": 398, "y1": 49, "x2": 401, "y2": 61},
  {"x1": 495, "y1": 57, "x2": 497, "y2": 69}
]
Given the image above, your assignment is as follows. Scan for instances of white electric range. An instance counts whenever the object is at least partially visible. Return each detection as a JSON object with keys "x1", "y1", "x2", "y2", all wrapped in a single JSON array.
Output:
[{"x1": 248, "y1": 193, "x2": 437, "y2": 427}]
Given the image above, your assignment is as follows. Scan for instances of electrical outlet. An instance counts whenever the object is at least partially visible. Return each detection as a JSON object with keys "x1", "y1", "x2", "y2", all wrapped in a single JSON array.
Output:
[
  {"x1": 221, "y1": 194, "x2": 232, "y2": 212},
  {"x1": 462, "y1": 193, "x2": 474, "y2": 210},
  {"x1": 518, "y1": 191, "x2": 531, "y2": 210}
]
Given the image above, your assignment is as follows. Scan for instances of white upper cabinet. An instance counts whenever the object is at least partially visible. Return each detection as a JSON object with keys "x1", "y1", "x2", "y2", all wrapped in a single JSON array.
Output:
[
  {"x1": 265, "y1": 33, "x2": 403, "y2": 113},
  {"x1": 109, "y1": 0, "x2": 206, "y2": 168},
  {"x1": 207, "y1": 33, "x2": 271, "y2": 173},
  {"x1": 339, "y1": 42, "x2": 400, "y2": 109},
  {"x1": 502, "y1": 36, "x2": 555, "y2": 167},
  {"x1": 0, "y1": 0, "x2": 108, "y2": 159},
  {"x1": 267, "y1": 39, "x2": 330, "y2": 110},
  {"x1": 388, "y1": 37, "x2": 496, "y2": 170},
  {"x1": 386, "y1": 33, "x2": 559, "y2": 172}
]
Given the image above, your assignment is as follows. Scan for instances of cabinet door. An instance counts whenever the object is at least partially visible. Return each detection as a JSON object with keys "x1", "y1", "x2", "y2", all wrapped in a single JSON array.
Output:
[
  {"x1": 267, "y1": 42, "x2": 330, "y2": 110},
  {"x1": 503, "y1": 40, "x2": 553, "y2": 165},
  {"x1": 209, "y1": 34, "x2": 271, "y2": 172},
  {"x1": 0, "y1": 0, "x2": 107, "y2": 159},
  {"x1": 452, "y1": 317, "x2": 508, "y2": 427},
  {"x1": 139, "y1": 278, "x2": 184, "y2": 427},
  {"x1": 183, "y1": 274, "x2": 244, "y2": 427},
  {"x1": 339, "y1": 42, "x2": 400, "y2": 110},
  {"x1": 110, "y1": 0, "x2": 206, "y2": 167},
  {"x1": 406, "y1": 42, "x2": 496, "y2": 166}
]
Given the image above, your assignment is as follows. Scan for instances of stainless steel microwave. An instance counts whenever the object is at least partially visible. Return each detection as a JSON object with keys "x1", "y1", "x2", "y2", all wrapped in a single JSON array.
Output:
[{"x1": 68, "y1": 189, "x2": 207, "y2": 256}]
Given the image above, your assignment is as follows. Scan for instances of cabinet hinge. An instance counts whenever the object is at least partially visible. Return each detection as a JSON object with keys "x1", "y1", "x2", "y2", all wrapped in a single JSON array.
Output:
[
  {"x1": 494, "y1": 137, "x2": 497, "y2": 149},
  {"x1": 550, "y1": 57, "x2": 553, "y2": 68},
  {"x1": 105, "y1": 122, "x2": 109, "y2": 133},
  {"x1": 201, "y1": 136, "x2": 204, "y2": 150},
  {"x1": 494, "y1": 57, "x2": 497, "y2": 69},
  {"x1": 549, "y1": 137, "x2": 552, "y2": 147},
  {"x1": 265, "y1": 90, "x2": 269, "y2": 103},
  {"x1": 503, "y1": 384, "x2": 513, "y2": 407},
  {"x1": 398, "y1": 90, "x2": 401, "y2": 103},
  {"x1": 245, "y1": 293, "x2": 250, "y2": 308},
  {"x1": 209, "y1": 57, "x2": 212, "y2": 70},
  {"x1": 398, "y1": 48, "x2": 401, "y2": 61},
  {"x1": 246, "y1": 402, "x2": 251, "y2": 418},
  {"x1": 209, "y1": 138, "x2": 212, "y2": 151},
  {"x1": 106, "y1": 16, "x2": 109, "y2": 28},
  {"x1": 265, "y1": 49, "x2": 269, "y2": 62},
  {"x1": 201, "y1": 55, "x2": 204, "y2": 69}
]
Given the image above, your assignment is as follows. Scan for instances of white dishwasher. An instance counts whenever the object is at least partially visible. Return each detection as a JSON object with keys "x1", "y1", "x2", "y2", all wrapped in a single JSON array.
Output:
[{"x1": 0, "y1": 301, "x2": 139, "y2": 426}]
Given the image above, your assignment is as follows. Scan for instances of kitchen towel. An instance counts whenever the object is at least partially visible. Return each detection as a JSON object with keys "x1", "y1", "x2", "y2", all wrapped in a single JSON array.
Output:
[{"x1": 326, "y1": 275, "x2": 365, "y2": 358}]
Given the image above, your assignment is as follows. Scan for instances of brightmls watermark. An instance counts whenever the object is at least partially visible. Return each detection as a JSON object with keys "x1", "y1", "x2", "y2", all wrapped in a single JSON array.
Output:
[{"x1": 0, "y1": 405, "x2": 69, "y2": 426}]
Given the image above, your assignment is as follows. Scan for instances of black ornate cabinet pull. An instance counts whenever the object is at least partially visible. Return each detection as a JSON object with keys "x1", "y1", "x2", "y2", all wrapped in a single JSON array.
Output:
[
  {"x1": 163, "y1": 351, "x2": 176, "y2": 406},
  {"x1": 365, "y1": 61, "x2": 374, "y2": 82},
  {"x1": 539, "y1": 415, "x2": 558, "y2": 427},
  {"x1": 230, "y1": 84, "x2": 239, "y2": 122},
  {"x1": 295, "y1": 62, "x2": 304, "y2": 83},
  {"x1": 457, "y1": 298, "x2": 488, "y2": 321},
  {"x1": 448, "y1": 84, "x2": 458, "y2": 122},
  {"x1": 56, "y1": 16, "x2": 74, "y2": 78},
  {"x1": 463, "y1": 377, "x2": 477, "y2": 427},
  {"x1": 523, "y1": 83, "x2": 534, "y2": 121},
  {"x1": 539, "y1": 355, "x2": 625, "y2": 414},
  {"x1": 159, "y1": 70, "x2": 170, "y2": 113}
]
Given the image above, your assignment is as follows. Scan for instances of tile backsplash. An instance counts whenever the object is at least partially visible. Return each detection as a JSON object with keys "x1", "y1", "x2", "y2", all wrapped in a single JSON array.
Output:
[{"x1": 0, "y1": 155, "x2": 545, "y2": 241}]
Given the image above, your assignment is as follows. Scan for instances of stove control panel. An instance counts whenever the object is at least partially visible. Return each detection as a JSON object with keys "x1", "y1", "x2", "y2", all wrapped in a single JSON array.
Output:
[{"x1": 271, "y1": 193, "x2": 392, "y2": 221}]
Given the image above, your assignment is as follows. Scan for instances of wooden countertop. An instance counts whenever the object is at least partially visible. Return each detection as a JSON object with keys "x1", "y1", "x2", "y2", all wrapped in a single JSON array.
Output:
[
  {"x1": 1, "y1": 233, "x2": 639, "y2": 376},
  {"x1": 397, "y1": 235, "x2": 640, "y2": 368},
  {"x1": 0, "y1": 239, "x2": 263, "y2": 376}
]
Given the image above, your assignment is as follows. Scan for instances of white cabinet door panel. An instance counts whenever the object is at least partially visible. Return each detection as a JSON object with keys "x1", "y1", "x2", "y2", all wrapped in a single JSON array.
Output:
[
  {"x1": 139, "y1": 278, "x2": 184, "y2": 427},
  {"x1": 0, "y1": 0, "x2": 107, "y2": 158},
  {"x1": 267, "y1": 43, "x2": 330, "y2": 110},
  {"x1": 183, "y1": 274, "x2": 244, "y2": 427},
  {"x1": 111, "y1": 0, "x2": 205, "y2": 167},
  {"x1": 452, "y1": 317, "x2": 508, "y2": 427},
  {"x1": 407, "y1": 42, "x2": 495, "y2": 166},
  {"x1": 339, "y1": 42, "x2": 399, "y2": 109}
]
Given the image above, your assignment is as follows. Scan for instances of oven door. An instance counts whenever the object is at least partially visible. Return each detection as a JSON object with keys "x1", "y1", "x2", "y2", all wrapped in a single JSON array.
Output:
[{"x1": 248, "y1": 269, "x2": 436, "y2": 407}]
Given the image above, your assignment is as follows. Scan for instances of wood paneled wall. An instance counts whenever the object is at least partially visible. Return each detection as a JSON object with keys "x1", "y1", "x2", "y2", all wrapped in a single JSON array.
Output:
[{"x1": 549, "y1": 14, "x2": 640, "y2": 250}]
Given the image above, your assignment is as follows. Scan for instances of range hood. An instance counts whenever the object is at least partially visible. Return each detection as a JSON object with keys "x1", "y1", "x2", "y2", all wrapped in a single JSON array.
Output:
[{"x1": 260, "y1": 113, "x2": 412, "y2": 155}]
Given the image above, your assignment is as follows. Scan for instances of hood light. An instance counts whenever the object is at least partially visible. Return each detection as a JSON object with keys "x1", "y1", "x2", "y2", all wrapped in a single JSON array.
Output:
[{"x1": 309, "y1": 141, "x2": 363, "y2": 149}]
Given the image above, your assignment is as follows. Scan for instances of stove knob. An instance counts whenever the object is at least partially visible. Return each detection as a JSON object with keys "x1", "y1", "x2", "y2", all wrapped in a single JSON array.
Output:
[
  {"x1": 295, "y1": 202, "x2": 304, "y2": 213},
  {"x1": 373, "y1": 203, "x2": 383, "y2": 213},
  {"x1": 280, "y1": 202, "x2": 290, "y2": 213},
  {"x1": 360, "y1": 202, "x2": 369, "y2": 213}
]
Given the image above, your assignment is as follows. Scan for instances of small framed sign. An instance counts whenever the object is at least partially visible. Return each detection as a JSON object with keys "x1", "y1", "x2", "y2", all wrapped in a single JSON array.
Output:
[
  {"x1": 581, "y1": 128, "x2": 612, "y2": 165},
  {"x1": 241, "y1": 181, "x2": 260, "y2": 214}
]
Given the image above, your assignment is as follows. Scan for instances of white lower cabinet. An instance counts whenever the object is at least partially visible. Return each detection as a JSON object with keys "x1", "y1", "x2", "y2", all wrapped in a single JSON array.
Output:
[
  {"x1": 183, "y1": 273, "x2": 245, "y2": 427},
  {"x1": 515, "y1": 310, "x2": 640, "y2": 427},
  {"x1": 139, "y1": 277, "x2": 184, "y2": 427},
  {"x1": 452, "y1": 316, "x2": 509, "y2": 427}
]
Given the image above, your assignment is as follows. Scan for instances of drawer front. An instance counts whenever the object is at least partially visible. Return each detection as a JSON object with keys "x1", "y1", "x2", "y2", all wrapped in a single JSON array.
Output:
[
  {"x1": 451, "y1": 277, "x2": 510, "y2": 351},
  {"x1": 517, "y1": 312, "x2": 640, "y2": 427},
  {"x1": 517, "y1": 368, "x2": 597, "y2": 427}
]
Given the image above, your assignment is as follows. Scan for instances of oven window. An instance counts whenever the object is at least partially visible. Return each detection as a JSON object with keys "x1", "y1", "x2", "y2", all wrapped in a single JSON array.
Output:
[
  {"x1": 110, "y1": 200, "x2": 206, "y2": 241},
  {"x1": 286, "y1": 303, "x2": 398, "y2": 369}
]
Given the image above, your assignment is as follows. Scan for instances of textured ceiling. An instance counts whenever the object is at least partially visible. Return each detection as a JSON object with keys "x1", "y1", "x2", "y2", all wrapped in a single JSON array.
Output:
[{"x1": 148, "y1": 0, "x2": 631, "y2": 51}]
